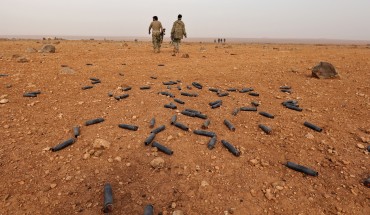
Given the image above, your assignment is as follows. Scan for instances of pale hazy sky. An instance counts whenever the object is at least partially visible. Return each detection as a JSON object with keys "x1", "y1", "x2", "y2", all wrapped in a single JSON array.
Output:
[{"x1": 1, "y1": 0, "x2": 369, "y2": 40}]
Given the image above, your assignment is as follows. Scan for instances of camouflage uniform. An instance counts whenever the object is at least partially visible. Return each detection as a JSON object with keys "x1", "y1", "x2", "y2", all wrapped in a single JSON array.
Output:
[
  {"x1": 171, "y1": 19, "x2": 186, "y2": 54},
  {"x1": 149, "y1": 20, "x2": 163, "y2": 53}
]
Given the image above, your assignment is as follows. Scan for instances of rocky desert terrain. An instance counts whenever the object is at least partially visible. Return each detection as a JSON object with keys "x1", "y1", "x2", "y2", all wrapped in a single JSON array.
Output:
[{"x1": 0, "y1": 39, "x2": 369, "y2": 214}]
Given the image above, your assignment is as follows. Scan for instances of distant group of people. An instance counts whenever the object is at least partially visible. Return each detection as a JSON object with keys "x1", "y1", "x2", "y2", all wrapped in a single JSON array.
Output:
[
  {"x1": 215, "y1": 38, "x2": 226, "y2": 43},
  {"x1": 148, "y1": 14, "x2": 187, "y2": 55}
]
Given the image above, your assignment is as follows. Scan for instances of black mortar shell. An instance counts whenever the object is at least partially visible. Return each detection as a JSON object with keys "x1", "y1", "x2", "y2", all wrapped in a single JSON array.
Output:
[
  {"x1": 177, "y1": 86, "x2": 182, "y2": 90},
  {"x1": 28, "y1": 90, "x2": 41, "y2": 95},
  {"x1": 163, "y1": 81, "x2": 177, "y2": 85},
  {"x1": 144, "y1": 133, "x2": 156, "y2": 145},
  {"x1": 285, "y1": 105, "x2": 302, "y2": 112},
  {"x1": 89, "y1": 77, "x2": 100, "y2": 82},
  {"x1": 91, "y1": 80, "x2": 101, "y2": 84},
  {"x1": 224, "y1": 119, "x2": 236, "y2": 131},
  {"x1": 232, "y1": 108, "x2": 240, "y2": 116},
  {"x1": 240, "y1": 107, "x2": 257, "y2": 111},
  {"x1": 249, "y1": 92, "x2": 259, "y2": 96},
  {"x1": 181, "y1": 110, "x2": 196, "y2": 117},
  {"x1": 304, "y1": 121, "x2": 322, "y2": 132},
  {"x1": 164, "y1": 103, "x2": 177, "y2": 109},
  {"x1": 115, "y1": 94, "x2": 129, "y2": 100},
  {"x1": 184, "y1": 109, "x2": 201, "y2": 114},
  {"x1": 281, "y1": 89, "x2": 292, "y2": 93},
  {"x1": 202, "y1": 119, "x2": 210, "y2": 129},
  {"x1": 181, "y1": 92, "x2": 198, "y2": 97},
  {"x1": 195, "y1": 113, "x2": 208, "y2": 119},
  {"x1": 158, "y1": 91, "x2": 175, "y2": 98},
  {"x1": 251, "y1": 101, "x2": 260, "y2": 107},
  {"x1": 218, "y1": 92, "x2": 229, "y2": 97},
  {"x1": 227, "y1": 88, "x2": 237, "y2": 92},
  {"x1": 211, "y1": 102, "x2": 222, "y2": 109},
  {"x1": 140, "y1": 86, "x2": 151, "y2": 90},
  {"x1": 259, "y1": 111, "x2": 274, "y2": 119},
  {"x1": 122, "y1": 86, "x2": 132, "y2": 91},
  {"x1": 259, "y1": 124, "x2": 272, "y2": 134},
  {"x1": 23, "y1": 93, "x2": 37, "y2": 97},
  {"x1": 209, "y1": 100, "x2": 222, "y2": 106},
  {"x1": 108, "y1": 92, "x2": 113, "y2": 97},
  {"x1": 193, "y1": 130, "x2": 216, "y2": 137},
  {"x1": 239, "y1": 88, "x2": 254, "y2": 93},
  {"x1": 209, "y1": 88, "x2": 220, "y2": 93},
  {"x1": 192, "y1": 82, "x2": 203, "y2": 89},
  {"x1": 367, "y1": 145, "x2": 370, "y2": 152},
  {"x1": 151, "y1": 125, "x2": 166, "y2": 134},
  {"x1": 0, "y1": 74, "x2": 9, "y2": 77},
  {"x1": 282, "y1": 100, "x2": 299, "y2": 107},
  {"x1": 152, "y1": 141, "x2": 173, "y2": 155},
  {"x1": 51, "y1": 138, "x2": 75, "y2": 152},
  {"x1": 73, "y1": 126, "x2": 80, "y2": 138},
  {"x1": 149, "y1": 118, "x2": 156, "y2": 128},
  {"x1": 364, "y1": 178, "x2": 370, "y2": 188},
  {"x1": 82, "y1": 86, "x2": 93, "y2": 90},
  {"x1": 173, "y1": 121, "x2": 189, "y2": 131},
  {"x1": 174, "y1": 98, "x2": 185, "y2": 104},
  {"x1": 118, "y1": 124, "x2": 138, "y2": 131},
  {"x1": 285, "y1": 161, "x2": 318, "y2": 176},
  {"x1": 221, "y1": 140, "x2": 240, "y2": 157},
  {"x1": 280, "y1": 86, "x2": 291, "y2": 90},
  {"x1": 207, "y1": 136, "x2": 217, "y2": 150},
  {"x1": 85, "y1": 118, "x2": 104, "y2": 126},
  {"x1": 170, "y1": 115, "x2": 177, "y2": 124},
  {"x1": 144, "y1": 205, "x2": 154, "y2": 215},
  {"x1": 102, "y1": 183, "x2": 113, "y2": 213},
  {"x1": 150, "y1": 76, "x2": 157, "y2": 79}
]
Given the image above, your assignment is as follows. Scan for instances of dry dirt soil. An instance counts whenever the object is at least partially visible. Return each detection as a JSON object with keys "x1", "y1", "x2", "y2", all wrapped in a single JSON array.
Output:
[{"x1": 0, "y1": 40, "x2": 369, "y2": 215}]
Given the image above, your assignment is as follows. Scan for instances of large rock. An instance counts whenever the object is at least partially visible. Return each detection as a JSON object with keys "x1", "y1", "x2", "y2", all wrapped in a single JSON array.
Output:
[
  {"x1": 312, "y1": 62, "x2": 339, "y2": 79},
  {"x1": 93, "y1": 139, "x2": 111, "y2": 150},
  {"x1": 39, "y1": 45, "x2": 56, "y2": 53}
]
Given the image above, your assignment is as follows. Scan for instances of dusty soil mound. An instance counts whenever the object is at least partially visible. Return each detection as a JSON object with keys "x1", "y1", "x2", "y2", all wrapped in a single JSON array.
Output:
[{"x1": 0, "y1": 40, "x2": 369, "y2": 214}]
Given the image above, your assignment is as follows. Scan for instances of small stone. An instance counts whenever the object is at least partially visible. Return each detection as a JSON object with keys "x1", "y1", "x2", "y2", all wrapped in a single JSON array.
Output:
[
  {"x1": 276, "y1": 186, "x2": 284, "y2": 191},
  {"x1": 167, "y1": 135, "x2": 173, "y2": 141},
  {"x1": 360, "y1": 136, "x2": 370, "y2": 143},
  {"x1": 132, "y1": 115, "x2": 137, "y2": 120},
  {"x1": 171, "y1": 202, "x2": 177, "y2": 209},
  {"x1": 264, "y1": 189, "x2": 274, "y2": 200},
  {"x1": 0, "y1": 99, "x2": 9, "y2": 104},
  {"x1": 357, "y1": 143, "x2": 365, "y2": 149},
  {"x1": 50, "y1": 183, "x2": 57, "y2": 189},
  {"x1": 150, "y1": 157, "x2": 165, "y2": 169},
  {"x1": 250, "y1": 189, "x2": 257, "y2": 197},
  {"x1": 93, "y1": 139, "x2": 111, "y2": 150},
  {"x1": 83, "y1": 153, "x2": 90, "y2": 160},
  {"x1": 305, "y1": 133, "x2": 314, "y2": 139},
  {"x1": 114, "y1": 156, "x2": 122, "y2": 162},
  {"x1": 172, "y1": 210, "x2": 184, "y2": 215},
  {"x1": 17, "y1": 57, "x2": 29, "y2": 63},
  {"x1": 126, "y1": 163, "x2": 131, "y2": 167},
  {"x1": 3, "y1": 125, "x2": 9, "y2": 129},
  {"x1": 108, "y1": 158, "x2": 113, "y2": 163},
  {"x1": 94, "y1": 150, "x2": 103, "y2": 157},
  {"x1": 201, "y1": 180, "x2": 209, "y2": 187},
  {"x1": 65, "y1": 176, "x2": 72, "y2": 181},
  {"x1": 249, "y1": 159, "x2": 259, "y2": 166},
  {"x1": 181, "y1": 53, "x2": 189, "y2": 58}
]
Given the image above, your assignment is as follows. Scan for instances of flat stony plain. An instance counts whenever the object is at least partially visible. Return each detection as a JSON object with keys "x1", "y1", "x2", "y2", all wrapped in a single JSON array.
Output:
[{"x1": 0, "y1": 39, "x2": 369, "y2": 214}]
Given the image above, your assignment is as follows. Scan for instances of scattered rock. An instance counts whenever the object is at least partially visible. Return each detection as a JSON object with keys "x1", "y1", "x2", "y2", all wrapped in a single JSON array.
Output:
[
  {"x1": 65, "y1": 176, "x2": 72, "y2": 181},
  {"x1": 172, "y1": 210, "x2": 184, "y2": 215},
  {"x1": 50, "y1": 183, "x2": 57, "y2": 189},
  {"x1": 150, "y1": 157, "x2": 165, "y2": 169},
  {"x1": 114, "y1": 156, "x2": 122, "y2": 162},
  {"x1": 263, "y1": 189, "x2": 274, "y2": 200},
  {"x1": 181, "y1": 53, "x2": 189, "y2": 58},
  {"x1": 201, "y1": 180, "x2": 209, "y2": 187},
  {"x1": 356, "y1": 143, "x2": 365, "y2": 149},
  {"x1": 39, "y1": 44, "x2": 56, "y2": 53},
  {"x1": 171, "y1": 202, "x2": 177, "y2": 209},
  {"x1": 249, "y1": 159, "x2": 259, "y2": 166},
  {"x1": 0, "y1": 99, "x2": 9, "y2": 104},
  {"x1": 359, "y1": 136, "x2": 370, "y2": 143},
  {"x1": 25, "y1": 48, "x2": 37, "y2": 53},
  {"x1": 305, "y1": 133, "x2": 314, "y2": 139},
  {"x1": 17, "y1": 57, "x2": 29, "y2": 63},
  {"x1": 60, "y1": 67, "x2": 76, "y2": 74},
  {"x1": 312, "y1": 62, "x2": 339, "y2": 79},
  {"x1": 83, "y1": 153, "x2": 90, "y2": 160},
  {"x1": 93, "y1": 139, "x2": 111, "y2": 150}
]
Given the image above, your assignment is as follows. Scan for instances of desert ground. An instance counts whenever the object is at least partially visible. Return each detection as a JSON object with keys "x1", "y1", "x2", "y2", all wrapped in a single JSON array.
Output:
[{"x1": 0, "y1": 39, "x2": 369, "y2": 215}]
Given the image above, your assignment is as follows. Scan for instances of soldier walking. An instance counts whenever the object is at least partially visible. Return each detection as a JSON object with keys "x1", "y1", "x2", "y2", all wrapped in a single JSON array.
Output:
[
  {"x1": 149, "y1": 16, "x2": 163, "y2": 53},
  {"x1": 171, "y1": 14, "x2": 187, "y2": 55}
]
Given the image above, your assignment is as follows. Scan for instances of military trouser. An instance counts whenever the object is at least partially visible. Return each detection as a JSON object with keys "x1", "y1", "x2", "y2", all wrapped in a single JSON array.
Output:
[
  {"x1": 152, "y1": 32, "x2": 161, "y2": 52},
  {"x1": 172, "y1": 38, "x2": 181, "y2": 53}
]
